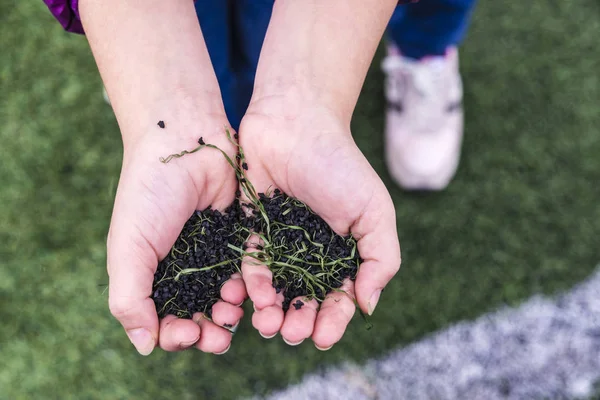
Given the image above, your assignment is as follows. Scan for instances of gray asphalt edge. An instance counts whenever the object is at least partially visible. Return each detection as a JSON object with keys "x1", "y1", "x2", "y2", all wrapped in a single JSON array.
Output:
[{"x1": 253, "y1": 267, "x2": 600, "y2": 400}]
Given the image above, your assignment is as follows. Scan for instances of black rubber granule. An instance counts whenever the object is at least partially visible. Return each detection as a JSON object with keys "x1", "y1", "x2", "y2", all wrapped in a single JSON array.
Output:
[
  {"x1": 292, "y1": 300, "x2": 304, "y2": 310},
  {"x1": 198, "y1": 137, "x2": 205, "y2": 145},
  {"x1": 256, "y1": 191, "x2": 360, "y2": 311},
  {"x1": 151, "y1": 200, "x2": 246, "y2": 319},
  {"x1": 152, "y1": 189, "x2": 360, "y2": 319},
  {"x1": 157, "y1": 120, "x2": 165, "y2": 129}
]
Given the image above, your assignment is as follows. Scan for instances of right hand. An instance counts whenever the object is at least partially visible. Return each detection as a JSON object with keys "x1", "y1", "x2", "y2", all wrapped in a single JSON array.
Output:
[{"x1": 106, "y1": 116, "x2": 246, "y2": 355}]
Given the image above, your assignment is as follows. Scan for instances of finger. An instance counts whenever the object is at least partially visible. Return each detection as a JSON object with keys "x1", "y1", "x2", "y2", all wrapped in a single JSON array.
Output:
[
  {"x1": 211, "y1": 301, "x2": 244, "y2": 330},
  {"x1": 351, "y1": 189, "x2": 401, "y2": 315},
  {"x1": 312, "y1": 280, "x2": 356, "y2": 350},
  {"x1": 107, "y1": 163, "x2": 200, "y2": 356},
  {"x1": 158, "y1": 315, "x2": 201, "y2": 351},
  {"x1": 251, "y1": 289, "x2": 284, "y2": 339},
  {"x1": 241, "y1": 253, "x2": 277, "y2": 310},
  {"x1": 252, "y1": 305, "x2": 284, "y2": 339},
  {"x1": 193, "y1": 314, "x2": 233, "y2": 354},
  {"x1": 220, "y1": 273, "x2": 247, "y2": 306},
  {"x1": 237, "y1": 162, "x2": 278, "y2": 311},
  {"x1": 107, "y1": 228, "x2": 160, "y2": 356},
  {"x1": 280, "y1": 297, "x2": 318, "y2": 345}
]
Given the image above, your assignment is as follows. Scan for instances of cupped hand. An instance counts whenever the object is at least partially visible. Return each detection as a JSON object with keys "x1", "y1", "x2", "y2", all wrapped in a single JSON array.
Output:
[
  {"x1": 238, "y1": 96, "x2": 401, "y2": 350},
  {"x1": 107, "y1": 116, "x2": 246, "y2": 355}
]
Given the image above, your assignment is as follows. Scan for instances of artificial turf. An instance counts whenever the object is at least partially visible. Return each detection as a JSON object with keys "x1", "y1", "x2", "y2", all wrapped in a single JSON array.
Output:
[{"x1": 1, "y1": 1, "x2": 599, "y2": 399}]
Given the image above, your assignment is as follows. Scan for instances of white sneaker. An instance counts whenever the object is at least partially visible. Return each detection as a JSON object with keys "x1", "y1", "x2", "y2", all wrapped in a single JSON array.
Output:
[{"x1": 382, "y1": 45, "x2": 464, "y2": 190}]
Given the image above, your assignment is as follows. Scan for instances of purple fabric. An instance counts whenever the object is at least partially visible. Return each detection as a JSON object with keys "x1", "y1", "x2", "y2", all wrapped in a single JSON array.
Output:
[{"x1": 43, "y1": 0, "x2": 84, "y2": 34}]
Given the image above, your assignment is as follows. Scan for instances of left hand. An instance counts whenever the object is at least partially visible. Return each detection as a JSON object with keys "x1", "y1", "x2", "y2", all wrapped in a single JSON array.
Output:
[{"x1": 238, "y1": 93, "x2": 401, "y2": 350}]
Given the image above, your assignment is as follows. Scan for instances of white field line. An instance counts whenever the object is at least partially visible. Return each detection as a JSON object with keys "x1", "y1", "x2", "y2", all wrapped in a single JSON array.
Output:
[{"x1": 256, "y1": 268, "x2": 600, "y2": 400}]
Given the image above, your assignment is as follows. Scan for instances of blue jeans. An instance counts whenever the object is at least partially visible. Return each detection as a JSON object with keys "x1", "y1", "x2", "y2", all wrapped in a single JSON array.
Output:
[
  {"x1": 387, "y1": 0, "x2": 477, "y2": 59},
  {"x1": 195, "y1": 0, "x2": 476, "y2": 129},
  {"x1": 195, "y1": 0, "x2": 274, "y2": 130}
]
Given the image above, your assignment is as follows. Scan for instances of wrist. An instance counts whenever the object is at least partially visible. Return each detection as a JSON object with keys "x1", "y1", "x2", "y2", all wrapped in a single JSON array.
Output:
[
  {"x1": 244, "y1": 83, "x2": 352, "y2": 152},
  {"x1": 249, "y1": 79, "x2": 353, "y2": 128},
  {"x1": 120, "y1": 108, "x2": 232, "y2": 172},
  {"x1": 118, "y1": 84, "x2": 228, "y2": 151}
]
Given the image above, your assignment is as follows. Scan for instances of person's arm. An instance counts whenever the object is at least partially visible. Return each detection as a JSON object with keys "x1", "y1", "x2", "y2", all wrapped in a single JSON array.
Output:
[
  {"x1": 250, "y1": 0, "x2": 398, "y2": 124},
  {"x1": 242, "y1": 0, "x2": 402, "y2": 348},
  {"x1": 80, "y1": 0, "x2": 225, "y2": 149},
  {"x1": 79, "y1": 0, "x2": 242, "y2": 356}
]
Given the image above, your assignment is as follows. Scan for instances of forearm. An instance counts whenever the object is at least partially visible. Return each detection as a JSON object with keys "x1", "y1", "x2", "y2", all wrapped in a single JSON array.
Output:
[
  {"x1": 251, "y1": 0, "x2": 397, "y2": 123},
  {"x1": 80, "y1": 0, "x2": 225, "y2": 149}
]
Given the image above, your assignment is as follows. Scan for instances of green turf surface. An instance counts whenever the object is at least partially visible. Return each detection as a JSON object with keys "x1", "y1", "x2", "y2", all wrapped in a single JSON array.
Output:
[{"x1": 1, "y1": 2, "x2": 599, "y2": 399}]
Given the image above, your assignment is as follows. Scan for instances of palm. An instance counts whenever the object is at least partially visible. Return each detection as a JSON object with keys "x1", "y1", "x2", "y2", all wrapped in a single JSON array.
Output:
[
  {"x1": 107, "y1": 121, "x2": 246, "y2": 354},
  {"x1": 239, "y1": 107, "x2": 400, "y2": 349}
]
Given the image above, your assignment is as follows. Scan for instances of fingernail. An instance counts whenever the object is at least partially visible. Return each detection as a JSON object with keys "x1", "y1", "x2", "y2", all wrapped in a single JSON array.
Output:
[
  {"x1": 368, "y1": 289, "x2": 382, "y2": 316},
  {"x1": 214, "y1": 343, "x2": 231, "y2": 355},
  {"x1": 283, "y1": 337, "x2": 304, "y2": 346},
  {"x1": 179, "y1": 337, "x2": 200, "y2": 348},
  {"x1": 315, "y1": 344, "x2": 333, "y2": 351},
  {"x1": 225, "y1": 322, "x2": 240, "y2": 334},
  {"x1": 259, "y1": 331, "x2": 277, "y2": 339},
  {"x1": 127, "y1": 328, "x2": 155, "y2": 356}
]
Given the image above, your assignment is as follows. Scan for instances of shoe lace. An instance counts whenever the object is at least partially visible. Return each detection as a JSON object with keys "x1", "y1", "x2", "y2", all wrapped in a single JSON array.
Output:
[{"x1": 382, "y1": 55, "x2": 448, "y2": 131}]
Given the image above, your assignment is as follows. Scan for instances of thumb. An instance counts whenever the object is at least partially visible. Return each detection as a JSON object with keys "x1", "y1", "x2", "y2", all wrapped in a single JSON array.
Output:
[
  {"x1": 351, "y1": 189, "x2": 401, "y2": 315},
  {"x1": 106, "y1": 187, "x2": 165, "y2": 355},
  {"x1": 107, "y1": 221, "x2": 160, "y2": 355}
]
